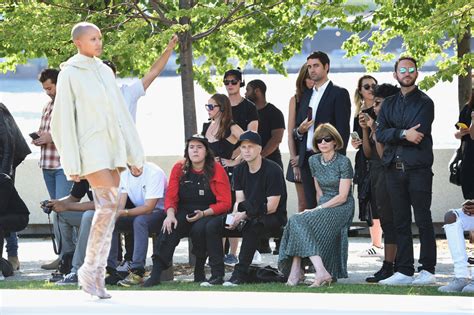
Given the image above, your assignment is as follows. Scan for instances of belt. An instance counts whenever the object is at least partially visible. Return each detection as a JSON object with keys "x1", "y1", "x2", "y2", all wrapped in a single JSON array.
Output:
[{"x1": 389, "y1": 161, "x2": 406, "y2": 171}]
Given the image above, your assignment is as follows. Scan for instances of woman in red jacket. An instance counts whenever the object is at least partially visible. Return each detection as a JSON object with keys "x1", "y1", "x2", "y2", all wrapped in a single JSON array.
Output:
[{"x1": 143, "y1": 134, "x2": 232, "y2": 287}]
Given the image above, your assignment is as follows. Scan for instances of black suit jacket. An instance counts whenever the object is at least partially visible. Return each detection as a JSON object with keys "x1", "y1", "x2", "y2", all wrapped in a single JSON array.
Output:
[{"x1": 295, "y1": 81, "x2": 351, "y2": 167}]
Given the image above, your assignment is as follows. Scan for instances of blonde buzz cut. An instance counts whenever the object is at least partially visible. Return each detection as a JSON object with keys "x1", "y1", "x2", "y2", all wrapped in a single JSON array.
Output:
[{"x1": 71, "y1": 22, "x2": 100, "y2": 41}]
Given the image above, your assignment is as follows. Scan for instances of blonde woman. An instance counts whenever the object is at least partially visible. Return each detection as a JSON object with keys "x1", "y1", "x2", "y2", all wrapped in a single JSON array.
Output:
[{"x1": 51, "y1": 22, "x2": 144, "y2": 298}]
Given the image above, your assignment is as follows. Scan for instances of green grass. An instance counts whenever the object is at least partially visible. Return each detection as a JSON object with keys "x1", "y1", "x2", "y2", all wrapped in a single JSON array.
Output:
[{"x1": 0, "y1": 280, "x2": 473, "y2": 297}]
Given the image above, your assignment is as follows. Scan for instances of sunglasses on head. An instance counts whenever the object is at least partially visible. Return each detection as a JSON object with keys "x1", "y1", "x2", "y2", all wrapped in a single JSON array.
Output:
[
  {"x1": 363, "y1": 84, "x2": 376, "y2": 91},
  {"x1": 399, "y1": 67, "x2": 416, "y2": 74},
  {"x1": 316, "y1": 136, "x2": 334, "y2": 144},
  {"x1": 205, "y1": 104, "x2": 220, "y2": 111},
  {"x1": 223, "y1": 79, "x2": 239, "y2": 86}
]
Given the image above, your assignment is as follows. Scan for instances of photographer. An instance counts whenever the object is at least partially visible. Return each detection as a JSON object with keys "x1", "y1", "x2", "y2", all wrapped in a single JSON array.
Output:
[
  {"x1": 438, "y1": 200, "x2": 474, "y2": 293},
  {"x1": 0, "y1": 174, "x2": 29, "y2": 279},
  {"x1": 203, "y1": 132, "x2": 287, "y2": 286}
]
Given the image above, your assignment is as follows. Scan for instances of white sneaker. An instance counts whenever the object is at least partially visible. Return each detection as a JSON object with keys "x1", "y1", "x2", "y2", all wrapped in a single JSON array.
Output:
[
  {"x1": 359, "y1": 245, "x2": 384, "y2": 257},
  {"x1": 116, "y1": 260, "x2": 131, "y2": 272},
  {"x1": 0, "y1": 274, "x2": 4, "y2": 281},
  {"x1": 379, "y1": 272, "x2": 413, "y2": 285},
  {"x1": 461, "y1": 282, "x2": 474, "y2": 293},
  {"x1": 412, "y1": 270, "x2": 436, "y2": 285},
  {"x1": 251, "y1": 250, "x2": 262, "y2": 265},
  {"x1": 438, "y1": 278, "x2": 469, "y2": 292}
]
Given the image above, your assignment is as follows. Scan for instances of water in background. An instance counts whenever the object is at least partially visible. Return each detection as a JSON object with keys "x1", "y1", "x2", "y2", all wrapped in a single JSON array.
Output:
[{"x1": 0, "y1": 71, "x2": 461, "y2": 159}]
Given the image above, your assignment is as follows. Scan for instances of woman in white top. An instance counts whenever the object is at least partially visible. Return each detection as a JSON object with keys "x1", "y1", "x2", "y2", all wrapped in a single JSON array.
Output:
[{"x1": 51, "y1": 22, "x2": 144, "y2": 299}]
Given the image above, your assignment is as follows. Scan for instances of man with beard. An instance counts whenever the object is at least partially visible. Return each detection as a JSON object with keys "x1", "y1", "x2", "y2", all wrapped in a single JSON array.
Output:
[{"x1": 376, "y1": 56, "x2": 437, "y2": 285}]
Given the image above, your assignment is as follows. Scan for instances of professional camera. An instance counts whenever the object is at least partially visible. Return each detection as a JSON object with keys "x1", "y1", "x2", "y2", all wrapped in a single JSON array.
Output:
[{"x1": 40, "y1": 200, "x2": 53, "y2": 214}]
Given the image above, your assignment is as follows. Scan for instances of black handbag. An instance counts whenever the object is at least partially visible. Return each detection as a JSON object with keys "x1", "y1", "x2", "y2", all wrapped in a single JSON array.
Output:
[{"x1": 449, "y1": 144, "x2": 463, "y2": 186}]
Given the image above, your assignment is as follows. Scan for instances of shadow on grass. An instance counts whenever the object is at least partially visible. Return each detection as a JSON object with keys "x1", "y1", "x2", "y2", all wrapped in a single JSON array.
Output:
[{"x1": 0, "y1": 280, "x2": 473, "y2": 297}]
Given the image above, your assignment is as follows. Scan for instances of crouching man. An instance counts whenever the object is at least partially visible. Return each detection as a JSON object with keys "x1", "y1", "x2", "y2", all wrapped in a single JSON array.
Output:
[
  {"x1": 438, "y1": 200, "x2": 474, "y2": 293},
  {"x1": 204, "y1": 131, "x2": 287, "y2": 286}
]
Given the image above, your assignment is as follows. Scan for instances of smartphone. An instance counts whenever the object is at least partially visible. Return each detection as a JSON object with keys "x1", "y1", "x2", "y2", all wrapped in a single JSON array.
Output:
[
  {"x1": 350, "y1": 131, "x2": 361, "y2": 141},
  {"x1": 362, "y1": 107, "x2": 377, "y2": 120},
  {"x1": 462, "y1": 200, "x2": 474, "y2": 206},
  {"x1": 29, "y1": 132, "x2": 40, "y2": 140},
  {"x1": 456, "y1": 122, "x2": 468, "y2": 129},
  {"x1": 225, "y1": 214, "x2": 235, "y2": 226},
  {"x1": 307, "y1": 107, "x2": 313, "y2": 121},
  {"x1": 187, "y1": 212, "x2": 198, "y2": 219}
]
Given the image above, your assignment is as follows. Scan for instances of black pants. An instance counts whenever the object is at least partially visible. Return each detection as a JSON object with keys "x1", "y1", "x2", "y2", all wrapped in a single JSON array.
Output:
[
  {"x1": 300, "y1": 151, "x2": 317, "y2": 209},
  {"x1": 385, "y1": 167, "x2": 436, "y2": 276},
  {"x1": 206, "y1": 214, "x2": 282, "y2": 281},
  {"x1": 0, "y1": 214, "x2": 29, "y2": 258},
  {"x1": 153, "y1": 210, "x2": 213, "y2": 269}
]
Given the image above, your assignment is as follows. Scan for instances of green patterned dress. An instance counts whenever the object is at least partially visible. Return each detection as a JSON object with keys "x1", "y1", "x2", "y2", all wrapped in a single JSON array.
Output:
[{"x1": 278, "y1": 152, "x2": 354, "y2": 279}]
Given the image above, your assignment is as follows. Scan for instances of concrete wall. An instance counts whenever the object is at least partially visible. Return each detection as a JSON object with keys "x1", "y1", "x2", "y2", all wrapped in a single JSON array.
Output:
[{"x1": 15, "y1": 149, "x2": 464, "y2": 234}]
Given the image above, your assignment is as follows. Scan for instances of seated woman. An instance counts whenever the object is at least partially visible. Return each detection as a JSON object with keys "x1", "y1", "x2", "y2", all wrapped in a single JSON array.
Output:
[
  {"x1": 0, "y1": 173, "x2": 29, "y2": 277},
  {"x1": 278, "y1": 123, "x2": 354, "y2": 287},
  {"x1": 143, "y1": 135, "x2": 232, "y2": 287}
]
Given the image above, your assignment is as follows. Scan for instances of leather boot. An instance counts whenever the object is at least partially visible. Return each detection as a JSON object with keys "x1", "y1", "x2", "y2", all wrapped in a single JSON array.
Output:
[
  {"x1": 78, "y1": 187, "x2": 118, "y2": 298},
  {"x1": 193, "y1": 257, "x2": 207, "y2": 283},
  {"x1": 143, "y1": 257, "x2": 162, "y2": 287}
]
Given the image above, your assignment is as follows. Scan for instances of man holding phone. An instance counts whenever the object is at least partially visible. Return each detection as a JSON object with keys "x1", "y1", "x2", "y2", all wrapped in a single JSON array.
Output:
[
  {"x1": 35, "y1": 69, "x2": 73, "y2": 270},
  {"x1": 438, "y1": 200, "x2": 474, "y2": 293}
]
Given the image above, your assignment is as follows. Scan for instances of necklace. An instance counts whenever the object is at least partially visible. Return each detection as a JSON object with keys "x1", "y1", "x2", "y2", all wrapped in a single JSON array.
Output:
[{"x1": 320, "y1": 152, "x2": 337, "y2": 166}]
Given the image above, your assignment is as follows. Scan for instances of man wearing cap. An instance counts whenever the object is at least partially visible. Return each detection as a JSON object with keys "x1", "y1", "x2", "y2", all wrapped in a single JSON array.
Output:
[{"x1": 203, "y1": 131, "x2": 287, "y2": 286}]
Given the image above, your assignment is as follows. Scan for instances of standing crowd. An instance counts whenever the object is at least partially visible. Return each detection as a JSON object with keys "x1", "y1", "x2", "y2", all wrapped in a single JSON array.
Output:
[{"x1": 0, "y1": 21, "x2": 473, "y2": 296}]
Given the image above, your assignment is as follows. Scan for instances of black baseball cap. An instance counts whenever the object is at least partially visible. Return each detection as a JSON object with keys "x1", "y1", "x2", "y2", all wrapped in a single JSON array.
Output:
[
  {"x1": 186, "y1": 134, "x2": 209, "y2": 149},
  {"x1": 237, "y1": 131, "x2": 262, "y2": 146}
]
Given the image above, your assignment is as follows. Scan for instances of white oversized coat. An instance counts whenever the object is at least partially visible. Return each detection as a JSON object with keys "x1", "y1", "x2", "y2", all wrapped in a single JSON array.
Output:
[{"x1": 51, "y1": 54, "x2": 144, "y2": 179}]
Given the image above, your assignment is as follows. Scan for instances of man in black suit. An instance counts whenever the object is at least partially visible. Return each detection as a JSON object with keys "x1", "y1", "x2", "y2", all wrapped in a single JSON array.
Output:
[{"x1": 293, "y1": 51, "x2": 351, "y2": 209}]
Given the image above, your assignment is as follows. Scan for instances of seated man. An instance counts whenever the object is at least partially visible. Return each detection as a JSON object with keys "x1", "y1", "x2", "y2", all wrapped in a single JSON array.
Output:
[
  {"x1": 438, "y1": 200, "x2": 474, "y2": 293},
  {"x1": 204, "y1": 131, "x2": 287, "y2": 286},
  {"x1": 107, "y1": 162, "x2": 167, "y2": 287},
  {"x1": 0, "y1": 174, "x2": 29, "y2": 280}
]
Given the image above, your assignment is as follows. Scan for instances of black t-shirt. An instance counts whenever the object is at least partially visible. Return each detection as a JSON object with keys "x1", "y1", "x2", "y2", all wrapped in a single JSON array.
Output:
[
  {"x1": 257, "y1": 103, "x2": 285, "y2": 164},
  {"x1": 70, "y1": 180, "x2": 93, "y2": 201},
  {"x1": 233, "y1": 158, "x2": 287, "y2": 224},
  {"x1": 231, "y1": 98, "x2": 259, "y2": 131}
]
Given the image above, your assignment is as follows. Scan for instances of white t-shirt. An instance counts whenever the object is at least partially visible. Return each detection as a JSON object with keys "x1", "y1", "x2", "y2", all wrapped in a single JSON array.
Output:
[
  {"x1": 120, "y1": 162, "x2": 167, "y2": 210},
  {"x1": 120, "y1": 79, "x2": 146, "y2": 123}
]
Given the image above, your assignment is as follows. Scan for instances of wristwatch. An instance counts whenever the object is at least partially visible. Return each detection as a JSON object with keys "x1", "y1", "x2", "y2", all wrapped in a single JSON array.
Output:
[{"x1": 400, "y1": 129, "x2": 407, "y2": 139}]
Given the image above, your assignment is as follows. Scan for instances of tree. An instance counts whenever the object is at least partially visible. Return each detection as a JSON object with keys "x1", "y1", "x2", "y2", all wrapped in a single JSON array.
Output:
[
  {"x1": 0, "y1": 0, "x2": 364, "y2": 137},
  {"x1": 342, "y1": 0, "x2": 473, "y2": 109}
]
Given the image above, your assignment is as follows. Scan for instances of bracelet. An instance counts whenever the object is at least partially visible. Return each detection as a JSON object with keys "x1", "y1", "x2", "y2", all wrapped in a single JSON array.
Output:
[
  {"x1": 125, "y1": 209, "x2": 130, "y2": 216},
  {"x1": 202, "y1": 210, "x2": 206, "y2": 217},
  {"x1": 315, "y1": 205, "x2": 323, "y2": 211}
]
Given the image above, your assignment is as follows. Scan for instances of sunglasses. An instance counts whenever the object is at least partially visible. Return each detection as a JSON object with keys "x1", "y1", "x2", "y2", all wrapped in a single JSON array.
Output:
[
  {"x1": 205, "y1": 104, "x2": 220, "y2": 111},
  {"x1": 316, "y1": 136, "x2": 334, "y2": 144},
  {"x1": 374, "y1": 99, "x2": 383, "y2": 106},
  {"x1": 363, "y1": 84, "x2": 376, "y2": 91},
  {"x1": 399, "y1": 67, "x2": 416, "y2": 74},
  {"x1": 223, "y1": 79, "x2": 239, "y2": 86}
]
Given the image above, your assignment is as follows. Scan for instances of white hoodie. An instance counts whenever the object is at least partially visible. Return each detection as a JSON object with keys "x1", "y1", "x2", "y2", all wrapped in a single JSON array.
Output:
[{"x1": 51, "y1": 54, "x2": 144, "y2": 178}]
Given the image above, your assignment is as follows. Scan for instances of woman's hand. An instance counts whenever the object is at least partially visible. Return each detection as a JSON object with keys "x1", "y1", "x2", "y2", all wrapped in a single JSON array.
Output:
[
  {"x1": 186, "y1": 210, "x2": 204, "y2": 223},
  {"x1": 366, "y1": 115, "x2": 375, "y2": 129},
  {"x1": 162, "y1": 212, "x2": 178, "y2": 234},
  {"x1": 293, "y1": 166, "x2": 302, "y2": 182},
  {"x1": 455, "y1": 128, "x2": 470, "y2": 139},
  {"x1": 297, "y1": 118, "x2": 314, "y2": 134},
  {"x1": 289, "y1": 155, "x2": 299, "y2": 167},
  {"x1": 358, "y1": 112, "x2": 368, "y2": 129},
  {"x1": 351, "y1": 138, "x2": 362, "y2": 149}
]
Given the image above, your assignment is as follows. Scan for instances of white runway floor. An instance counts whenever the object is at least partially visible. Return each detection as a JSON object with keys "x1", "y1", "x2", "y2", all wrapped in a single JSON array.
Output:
[{"x1": 0, "y1": 290, "x2": 473, "y2": 315}]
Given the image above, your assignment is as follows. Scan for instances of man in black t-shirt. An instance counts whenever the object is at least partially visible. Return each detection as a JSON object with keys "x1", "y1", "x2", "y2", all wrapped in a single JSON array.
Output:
[
  {"x1": 246, "y1": 79, "x2": 285, "y2": 168},
  {"x1": 204, "y1": 131, "x2": 287, "y2": 286}
]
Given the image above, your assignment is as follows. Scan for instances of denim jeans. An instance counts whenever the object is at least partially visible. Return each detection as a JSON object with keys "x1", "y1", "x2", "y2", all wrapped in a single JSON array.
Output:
[
  {"x1": 42, "y1": 168, "x2": 73, "y2": 256},
  {"x1": 5, "y1": 232, "x2": 18, "y2": 257}
]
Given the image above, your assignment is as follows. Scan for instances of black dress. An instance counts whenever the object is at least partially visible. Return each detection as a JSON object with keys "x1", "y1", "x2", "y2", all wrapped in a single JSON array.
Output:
[
  {"x1": 458, "y1": 105, "x2": 474, "y2": 199},
  {"x1": 202, "y1": 122, "x2": 236, "y2": 180}
]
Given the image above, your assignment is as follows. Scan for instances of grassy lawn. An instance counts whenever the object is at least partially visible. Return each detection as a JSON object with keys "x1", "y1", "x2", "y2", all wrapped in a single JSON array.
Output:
[{"x1": 0, "y1": 280, "x2": 473, "y2": 297}]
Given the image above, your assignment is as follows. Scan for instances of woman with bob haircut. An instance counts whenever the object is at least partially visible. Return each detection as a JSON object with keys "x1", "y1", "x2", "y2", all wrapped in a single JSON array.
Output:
[
  {"x1": 278, "y1": 123, "x2": 354, "y2": 287},
  {"x1": 143, "y1": 134, "x2": 232, "y2": 287}
]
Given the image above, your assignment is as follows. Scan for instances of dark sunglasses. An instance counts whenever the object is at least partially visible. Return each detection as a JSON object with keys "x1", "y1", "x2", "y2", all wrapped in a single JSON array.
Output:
[
  {"x1": 205, "y1": 104, "x2": 220, "y2": 111},
  {"x1": 374, "y1": 99, "x2": 383, "y2": 106},
  {"x1": 399, "y1": 67, "x2": 416, "y2": 74},
  {"x1": 316, "y1": 136, "x2": 334, "y2": 144},
  {"x1": 363, "y1": 84, "x2": 376, "y2": 91},
  {"x1": 223, "y1": 79, "x2": 239, "y2": 86}
]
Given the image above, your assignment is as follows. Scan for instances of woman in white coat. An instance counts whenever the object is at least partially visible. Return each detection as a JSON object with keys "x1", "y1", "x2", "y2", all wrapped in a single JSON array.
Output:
[{"x1": 51, "y1": 22, "x2": 144, "y2": 299}]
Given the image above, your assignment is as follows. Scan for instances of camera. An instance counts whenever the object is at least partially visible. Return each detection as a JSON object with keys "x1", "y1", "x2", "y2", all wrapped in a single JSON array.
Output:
[{"x1": 40, "y1": 200, "x2": 53, "y2": 214}]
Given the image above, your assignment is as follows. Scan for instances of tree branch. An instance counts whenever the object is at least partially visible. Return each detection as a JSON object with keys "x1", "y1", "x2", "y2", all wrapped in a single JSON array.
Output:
[{"x1": 149, "y1": 0, "x2": 176, "y2": 26}]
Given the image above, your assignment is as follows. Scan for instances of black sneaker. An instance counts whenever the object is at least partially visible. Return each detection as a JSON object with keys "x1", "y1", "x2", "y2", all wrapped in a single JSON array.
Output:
[
  {"x1": 55, "y1": 272, "x2": 78, "y2": 285},
  {"x1": 366, "y1": 262, "x2": 394, "y2": 283},
  {"x1": 105, "y1": 267, "x2": 124, "y2": 285},
  {"x1": 200, "y1": 276, "x2": 224, "y2": 287},
  {"x1": 223, "y1": 275, "x2": 245, "y2": 287},
  {"x1": 48, "y1": 272, "x2": 64, "y2": 283}
]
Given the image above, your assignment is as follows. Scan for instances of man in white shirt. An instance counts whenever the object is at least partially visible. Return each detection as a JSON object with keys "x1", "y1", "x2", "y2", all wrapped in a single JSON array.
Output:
[{"x1": 107, "y1": 162, "x2": 167, "y2": 287}]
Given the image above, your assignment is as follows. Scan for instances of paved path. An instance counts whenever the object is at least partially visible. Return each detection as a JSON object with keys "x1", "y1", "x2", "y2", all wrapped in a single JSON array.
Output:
[
  {"x1": 4, "y1": 237, "x2": 462, "y2": 284},
  {"x1": 1, "y1": 290, "x2": 473, "y2": 314}
]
